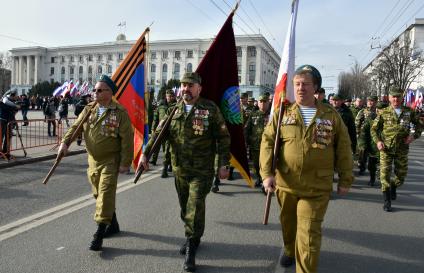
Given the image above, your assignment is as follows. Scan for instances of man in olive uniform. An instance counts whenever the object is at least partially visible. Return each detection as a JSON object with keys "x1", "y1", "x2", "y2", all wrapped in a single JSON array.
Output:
[
  {"x1": 351, "y1": 98, "x2": 364, "y2": 119},
  {"x1": 332, "y1": 94, "x2": 357, "y2": 153},
  {"x1": 371, "y1": 86, "x2": 423, "y2": 212},
  {"x1": 151, "y1": 89, "x2": 176, "y2": 178},
  {"x1": 59, "y1": 75, "x2": 133, "y2": 251},
  {"x1": 356, "y1": 95, "x2": 378, "y2": 182},
  {"x1": 314, "y1": 87, "x2": 328, "y2": 103},
  {"x1": 244, "y1": 94, "x2": 270, "y2": 189},
  {"x1": 260, "y1": 65, "x2": 353, "y2": 273},
  {"x1": 140, "y1": 72, "x2": 230, "y2": 272}
]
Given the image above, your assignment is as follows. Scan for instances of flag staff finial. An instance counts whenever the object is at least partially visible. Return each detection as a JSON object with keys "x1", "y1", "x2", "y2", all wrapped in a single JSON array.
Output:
[{"x1": 231, "y1": 0, "x2": 241, "y2": 14}]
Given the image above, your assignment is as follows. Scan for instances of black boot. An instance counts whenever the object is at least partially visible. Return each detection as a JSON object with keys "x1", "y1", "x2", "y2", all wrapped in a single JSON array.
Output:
[
  {"x1": 368, "y1": 172, "x2": 376, "y2": 186},
  {"x1": 179, "y1": 238, "x2": 200, "y2": 255},
  {"x1": 390, "y1": 186, "x2": 397, "y2": 200},
  {"x1": 161, "y1": 165, "x2": 168, "y2": 178},
  {"x1": 167, "y1": 164, "x2": 172, "y2": 172},
  {"x1": 183, "y1": 238, "x2": 197, "y2": 272},
  {"x1": 279, "y1": 253, "x2": 295, "y2": 267},
  {"x1": 211, "y1": 176, "x2": 220, "y2": 193},
  {"x1": 383, "y1": 190, "x2": 392, "y2": 212},
  {"x1": 89, "y1": 223, "x2": 107, "y2": 251},
  {"x1": 228, "y1": 167, "x2": 234, "y2": 180},
  {"x1": 103, "y1": 212, "x2": 120, "y2": 238}
]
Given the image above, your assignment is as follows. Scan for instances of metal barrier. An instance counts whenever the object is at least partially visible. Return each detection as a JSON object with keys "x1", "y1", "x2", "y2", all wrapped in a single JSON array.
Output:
[{"x1": 1, "y1": 117, "x2": 78, "y2": 160}]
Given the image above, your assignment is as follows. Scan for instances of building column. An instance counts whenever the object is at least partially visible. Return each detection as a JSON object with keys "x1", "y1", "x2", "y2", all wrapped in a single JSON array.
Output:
[
  {"x1": 255, "y1": 47, "x2": 262, "y2": 86},
  {"x1": 34, "y1": 55, "x2": 39, "y2": 84},
  {"x1": 241, "y1": 46, "x2": 247, "y2": 85},
  {"x1": 11, "y1": 57, "x2": 15, "y2": 85},
  {"x1": 18, "y1": 56, "x2": 23, "y2": 85},
  {"x1": 26, "y1": 56, "x2": 31, "y2": 85}
]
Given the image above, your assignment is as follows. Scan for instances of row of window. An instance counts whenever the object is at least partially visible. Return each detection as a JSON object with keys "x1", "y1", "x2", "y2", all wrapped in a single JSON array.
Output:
[
  {"x1": 51, "y1": 53, "x2": 124, "y2": 64},
  {"x1": 51, "y1": 65, "x2": 113, "y2": 76},
  {"x1": 150, "y1": 50, "x2": 193, "y2": 60},
  {"x1": 149, "y1": 63, "x2": 193, "y2": 73}
]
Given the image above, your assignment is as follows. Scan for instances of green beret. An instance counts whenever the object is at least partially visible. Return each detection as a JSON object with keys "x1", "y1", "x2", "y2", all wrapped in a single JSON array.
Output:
[
  {"x1": 294, "y1": 64, "x2": 322, "y2": 89},
  {"x1": 165, "y1": 89, "x2": 175, "y2": 95},
  {"x1": 368, "y1": 95, "x2": 378, "y2": 101},
  {"x1": 240, "y1": 92, "x2": 248, "y2": 99},
  {"x1": 181, "y1": 72, "x2": 202, "y2": 84},
  {"x1": 98, "y1": 74, "x2": 118, "y2": 94},
  {"x1": 389, "y1": 86, "x2": 403, "y2": 97},
  {"x1": 332, "y1": 94, "x2": 342, "y2": 100},
  {"x1": 263, "y1": 91, "x2": 271, "y2": 98},
  {"x1": 258, "y1": 95, "x2": 268, "y2": 101}
]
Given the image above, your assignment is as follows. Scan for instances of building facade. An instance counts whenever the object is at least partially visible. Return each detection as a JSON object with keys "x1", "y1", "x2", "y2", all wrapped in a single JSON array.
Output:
[
  {"x1": 363, "y1": 18, "x2": 424, "y2": 95},
  {"x1": 9, "y1": 34, "x2": 280, "y2": 99}
]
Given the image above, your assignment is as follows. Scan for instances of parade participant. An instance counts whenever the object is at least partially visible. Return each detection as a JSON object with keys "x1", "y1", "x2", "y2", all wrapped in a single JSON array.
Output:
[
  {"x1": 355, "y1": 96, "x2": 377, "y2": 176},
  {"x1": 371, "y1": 86, "x2": 423, "y2": 212},
  {"x1": 140, "y1": 72, "x2": 230, "y2": 272},
  {"x1": 332, "y1": 94, "x2": 357, "y2": 153},
  {"x1": 244, "y1": 94, "x2": 270, "y2": 189},
  {"x1": 20, "y1": 94, "x2": 30, "y2": 126},
  {"x1": 58, "y1": 75, "x2": 133, "y2": 251},
  {"x1": 0, "y1": 90, "x2": 20, "y2": 158},
  {"x1": 44, "y1": 97, "x2": 57, "y2": 137},
  {"x1": 345, "y1": 98, "x2": 352, "y2": 107},
  {"x1": 150, "y1": 89, "x2": 176, "y2": 178},
  {"x1": 260, "y1": 65, "x2": 353, "y2": 273},
  {"x1": 74, "y1": 94, "x2": 90, "y2": 146},
  {"x1": 313, "y1": 87, "x2": 327, "y2": 103},
  {"x1": 350, "y1": 97, "x2": 364, "y2": 119},
  {"x1": 58, "y1": 95, "x2": 70, "y2": 127}
]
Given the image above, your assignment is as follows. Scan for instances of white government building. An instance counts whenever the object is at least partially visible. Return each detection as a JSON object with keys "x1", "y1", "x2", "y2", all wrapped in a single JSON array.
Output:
[{"x1": 9, "y1": 34, "x2": 281, "y2": 99}]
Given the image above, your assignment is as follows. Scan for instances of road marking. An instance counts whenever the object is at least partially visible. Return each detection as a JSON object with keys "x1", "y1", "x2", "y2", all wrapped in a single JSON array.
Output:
[
  {"x1": 414, "y1": 161, "x2": 424, "y2": 167},
  {"x1": 0, "y1": 169, "x2": 161, "y2": 242}
]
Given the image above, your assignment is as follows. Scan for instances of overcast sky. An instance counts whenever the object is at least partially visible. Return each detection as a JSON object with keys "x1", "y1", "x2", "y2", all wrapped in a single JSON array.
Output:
[{"x1": 1, "y1": 0, "x2": 424, "y2": 90}]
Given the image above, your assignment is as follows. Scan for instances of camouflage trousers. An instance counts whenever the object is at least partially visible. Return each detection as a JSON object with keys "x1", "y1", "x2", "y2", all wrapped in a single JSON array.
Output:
[
  {"x1": 379, "y1": 149, "x2": 409, "y2": 192},
  {"x1": 357, "y1": 148, "x2": 368, "y2": 171},
  {"x1": 250, "y1": 149, "x2": 261, "y2": 180},
  {"x1": 151, "y1": 141, "x2": 171, "y2": 165},
  {"x1": 174, "y1": 175, "x2": 213, "y2": 239},
  {"x1": 275, "y1": 188, "x2": 330, "y2": 273}
]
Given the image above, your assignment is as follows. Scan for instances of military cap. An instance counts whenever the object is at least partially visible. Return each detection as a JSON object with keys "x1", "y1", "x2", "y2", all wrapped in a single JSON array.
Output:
[
  {"x1": 315, "y1": 87, "x2": 325, "y2": 94},
  {"x1": 367, "y1": 95, "x2": 378, "y2": 101},
  {"x1": 98, "y1": 74, "x2": 118, "y2": 94},
  {"x1": 248, "y1": 97, "x2": 255, "y2": 102},
  {"x1": 258, "y1": 95, "x2": 268, "y2": 101},
  {"x1": 332, "y1": 94, "x2": 342, "y2": 100},
  {"x1": 263, "y1": 91, "x2": 271, "y2": 98},
  {"x1": 294, "y1": 64, "x2": 322, "y2": 89},
  {"x1": 165, "y1": 89, "x2": 175, "y2": 96},
  {"x1": 240, "y1": 92, "x2": 248, "y2": 99},
  {"x1": 181, "y1": 72, "x2": 202, "y2": 84},
  {"x1": 389, "y1": 86, "x2": 403, "y2": 97},
  {"x1": 345, "y1": 98, "x2": 352, "y2": 102}
]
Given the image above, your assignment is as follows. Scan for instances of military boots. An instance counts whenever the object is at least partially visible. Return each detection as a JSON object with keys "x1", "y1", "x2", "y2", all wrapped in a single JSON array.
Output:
[
  {"x1": 228, "y1": 167, "x2": 234, "y2": 180},
  {"x1": 183, "y1": 238, "x2": 197, "y2": 272},
  {"x1": 368, "y1": 172, "x2": 376, "y2": 186},
  {"x1": 179, "y1": 237, "x2": 200, "y2": 255},
  {"x1": 390, "y1": 186, "x2": 397, "y2": 200},
  {"x1": 383, "y1": 190, "x2": 392, "y2": 212},
  {"x1": 103, "y1": 212, "x2": 120, "y2": 238},
  {"x1": 211, "y1": 176, "x2": 220, "y2": 193},
  {"x1": 89, "y1": 223, "x2": 107, "y2": 251},
  {"x1": 161, "y1": 164, "x2": 169, "y2": 178}
]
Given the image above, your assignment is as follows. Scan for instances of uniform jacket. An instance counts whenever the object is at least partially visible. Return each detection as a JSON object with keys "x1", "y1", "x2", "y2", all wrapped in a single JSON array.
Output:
[
  {"x1": 356, "y1": 107, "x2": 377, "y2": 148},
  {"x1": 336, "y1": 104, "x2": 357, "y2": 152},
  {"x1": 145, "y1": 97, "x2": 231, "y2": 177},
  {"x1": 62, "y1": 101, "x2": 134, "y2": 168},
  {"x1": 371, "y1": 105, "x2": 423, "y2": 151},
  {"x1": 260, "y1": 101, "x2": 353, "y2": 195},
  {"x1": 244, "y1": 110, "x2": 269, "y2": 150}
]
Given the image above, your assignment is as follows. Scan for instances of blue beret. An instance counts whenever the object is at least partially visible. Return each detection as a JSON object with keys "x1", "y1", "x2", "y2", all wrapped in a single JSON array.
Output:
[
  {"x1": 98, "y1": 74, "x2": 118, "y2": 94},
  {"x1": 294, "y1": 65, "x2": 322, "y2": 89}
]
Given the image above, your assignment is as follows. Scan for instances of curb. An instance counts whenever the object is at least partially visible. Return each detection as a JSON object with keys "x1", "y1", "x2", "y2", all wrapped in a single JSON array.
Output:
[{"x1": 0, "y1": 149, "x2": 87, "y2": 170}]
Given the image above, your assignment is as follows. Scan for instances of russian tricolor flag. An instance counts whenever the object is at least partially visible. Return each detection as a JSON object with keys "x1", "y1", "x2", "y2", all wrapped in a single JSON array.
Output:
[{"x1": 117, "y1": 64, "x2": 149, "y2": 168}]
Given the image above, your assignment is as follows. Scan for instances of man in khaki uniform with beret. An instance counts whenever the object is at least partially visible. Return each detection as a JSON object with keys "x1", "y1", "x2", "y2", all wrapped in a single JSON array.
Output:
[
  {"x1": 141, "y1": 72, "x2": 230, "y2": 272},
  {"x1": 59, "y1": 75, "x2": 133, "y2": 251},
  {"x1": 260, "y1": 65, "x2": 353, "y2": 273}
]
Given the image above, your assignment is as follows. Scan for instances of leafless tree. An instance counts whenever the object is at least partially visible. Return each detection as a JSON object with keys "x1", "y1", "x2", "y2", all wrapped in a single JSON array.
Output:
[
  {"x1": 338, "y1": 61, "x2": 371, "y2": 99},
  {"x1": 0, "y1": 51, "x2": 12, "y2": 96}
]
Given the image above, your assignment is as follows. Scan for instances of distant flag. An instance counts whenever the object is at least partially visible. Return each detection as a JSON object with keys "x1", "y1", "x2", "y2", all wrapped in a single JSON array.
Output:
[
  {"x1": 62, "y1": 80, "x2": 74, "y2": 97},
  {"x1": 404, "y1": 89, "x2": 415, "y2": 107},
  {"x1": 195, "y1": 10, "x2": 253, "y2": 187},
  {"x1": 53, "y1": 81, "x2": 69, "y2": 97},
  {"x1": 115, "y1": 34, "x2": 149, "y2": 168},
  {"x1": 70, "y1": 81, "x2": 80, "y2": 97},
  {"x1": 270, "y1": 0, "x2": 299, "y2": 117}
]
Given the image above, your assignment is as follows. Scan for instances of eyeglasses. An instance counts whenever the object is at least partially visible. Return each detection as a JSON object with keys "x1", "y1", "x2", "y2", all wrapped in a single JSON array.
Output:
[{"x1": 93, "y1": 88, "x2": 111, "y2": 93}]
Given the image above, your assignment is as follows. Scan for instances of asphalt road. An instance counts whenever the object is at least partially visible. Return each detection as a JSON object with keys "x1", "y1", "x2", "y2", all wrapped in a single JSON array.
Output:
[{"x1": 0, "y1": 138, "x2": 423, "y2": 273}]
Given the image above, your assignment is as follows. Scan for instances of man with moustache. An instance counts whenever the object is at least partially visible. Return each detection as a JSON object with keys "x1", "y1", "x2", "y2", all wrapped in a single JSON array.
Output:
[{"x1": 140, "y1": 72, "x2": 230, "y2": 272}]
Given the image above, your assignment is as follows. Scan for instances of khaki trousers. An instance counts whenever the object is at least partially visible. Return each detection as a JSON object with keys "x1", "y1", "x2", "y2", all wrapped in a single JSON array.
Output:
[{"x1": 276, "y1": 188, "x2": 330, "y2": 273}]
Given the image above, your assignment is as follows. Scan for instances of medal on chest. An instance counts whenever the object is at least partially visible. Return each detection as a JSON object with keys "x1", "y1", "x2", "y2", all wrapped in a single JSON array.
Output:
[{"x1": 192, "y1": 109, "x2": 209, "y2": 136}]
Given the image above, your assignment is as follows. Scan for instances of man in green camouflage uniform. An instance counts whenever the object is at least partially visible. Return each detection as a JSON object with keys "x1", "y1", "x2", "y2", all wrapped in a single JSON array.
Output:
[
  {"x1": 150, "y1": 89, "x2": 176, "y2": 178},
  {"x1": 59, "y1": 75, "x2": 133, "y2": 251},
  {"x1": 355, "y1": 95, "x2": 378, "y2": 182},
  {"x1": 371, "y1": 86, "x2": 423, "y2": 212},
  {"x1": 141, "y1": 72, "x2": 230, "y2": 272},
  {"x1": 332, "y1": 94, "x2": 357, "y2": 153},
  {"x1": 245, "y1": 94, "x2": 270, "y2": 189},
  {"x1": 350, "y1": 98, "x2": 364, "y2": 119}
]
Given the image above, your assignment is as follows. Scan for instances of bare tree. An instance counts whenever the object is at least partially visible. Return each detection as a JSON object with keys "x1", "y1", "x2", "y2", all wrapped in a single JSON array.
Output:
[
  {"x1": 0, "y1": 51, "x2": 12, "y2": 96},
  {"x1": 338, "y1": 61, "x2": 371, "y2": 99},
  {"x1": 370, "y1": 33, "x2": 424, "y2": 94}
]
